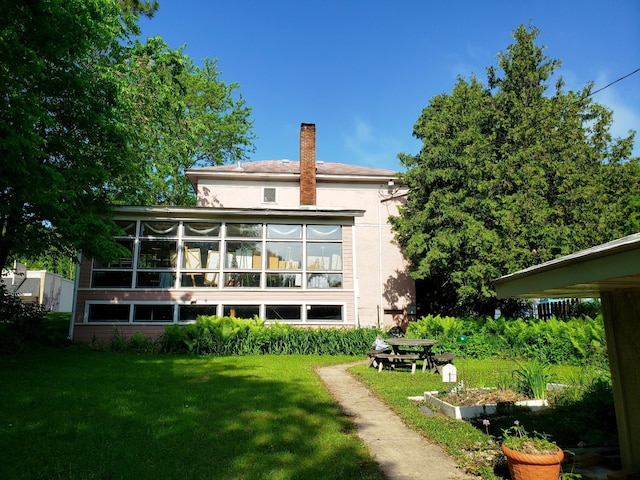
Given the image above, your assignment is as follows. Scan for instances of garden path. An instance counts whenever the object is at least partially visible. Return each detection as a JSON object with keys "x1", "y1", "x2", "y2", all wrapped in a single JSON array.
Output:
[{"x1": 317, "y1": 361, "x2": 475, "y2": 480}]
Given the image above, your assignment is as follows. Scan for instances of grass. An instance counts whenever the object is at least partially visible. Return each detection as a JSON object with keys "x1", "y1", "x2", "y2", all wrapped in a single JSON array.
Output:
[
  {"x1": 1, "y1": 318, "x2": 617, "y2": 480},
  {"x1": 0, "y1": 348, "x2": 385, "y2": 480}
]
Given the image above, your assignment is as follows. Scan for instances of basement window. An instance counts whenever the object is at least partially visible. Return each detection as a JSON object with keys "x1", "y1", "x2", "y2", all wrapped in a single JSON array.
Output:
[{"x1": 262, "y1": 187, "x2": 277, "y2": 203}]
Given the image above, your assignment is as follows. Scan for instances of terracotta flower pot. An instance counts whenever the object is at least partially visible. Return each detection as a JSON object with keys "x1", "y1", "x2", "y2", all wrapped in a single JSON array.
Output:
[{"x1": 501, "y1": 443, "x2": 565, "y2": 480}]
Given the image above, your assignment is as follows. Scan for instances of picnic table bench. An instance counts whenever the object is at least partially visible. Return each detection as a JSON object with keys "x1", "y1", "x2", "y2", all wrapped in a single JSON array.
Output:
[
  {"x1": 430, "y1": 352, "x2": 456, "y2": 374},
  {"x1": 371, "y1": 352, "x2": 423, "y2": 374}
]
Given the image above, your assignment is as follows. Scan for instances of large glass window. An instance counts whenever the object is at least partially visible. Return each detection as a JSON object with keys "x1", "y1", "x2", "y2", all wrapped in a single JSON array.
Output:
[
  {"x1": 267, "y1": 224, "x2": 301, "y2": 239},
  {"x1": 223, "y1": 305, "x2": 259, "y2": 318},
  {"x1": 138, "y1": 240, "x2": 177, "y2": 269},
  {"x1": 134, "y1": 305, "x2": 174, "y2": 322},
  {"x1": 93, "y1": 239, "x2": 134, "y2": 269},
  {"x1": 306, "y1": 243, "x2": 342, "y2": 270},
  {"x1": 92, "y1": 271, "x2": 133, "y2": 288},
  {"x1": 303, "y1": 225, "x2": 342, "y2": 289},
  {"x1": 183, "y1": 241, "x2": 220, "y2": 287},
  {"x1": 266, "y1": 305, "x2": 301, "y2": 321},
  {"x1": 224, "y1": 272, "x2": 261, "y2": 288},
  {"x1": 225, "y1": 242, "x2": 262, "y2": 269},
  {"x1": 137, "y1": 272, "x2": 175, "y2": 288},
  {"x1": 88, "y1": 304, "x2": 130, "y2": 323},
  {"x1": 92, "y1": 220, "x2": 344, "y2": 291},
  {"x1": 307, "y1": 305, "x2": 342, "y2": 321},
  {"x1": 307, "y1": 225, "x2": 341, "y2": 240},
  {"x1": 136, "y1": 222, "x2": 177, "y2": 290},
  {"x1": 226, "y1": 223, "x2": 262, "y2": 237},
  {"x1": 266, "y1": 242, "x2": 301, "y2": 270},
  {"x1": 179, "y1": 305, "x2": 218, "y2": 322},
  {"x1": 114, "y1": 220, "x2": 137, "y2": 236},
  {"x1": 307, "y1": 273, "x2": 342, "y2": 288},
  {"x1": 184, "y1": 222, "x2": 220, "y2": 237},
  {"x1": 266, "y1": 273, "x2": 302, "y2": 288},
  {"x1": 140, "y1": 221, "x2": 178, "y2": 237}
]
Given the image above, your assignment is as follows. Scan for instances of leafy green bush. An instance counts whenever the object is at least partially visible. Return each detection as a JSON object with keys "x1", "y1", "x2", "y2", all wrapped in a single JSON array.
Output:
[
  {"x1": 155, "y1": 316, "x2": 381, "y2": 356},
  {"x1": 0, "y1": 282, "x2": 50, "y2": 353},
  {"x1": 405, "y1": 313, "x2": 607, "y2": 366},
  {"x1": 547, "y1": 367, "x2": 616, "y2": 446},
  {"x1": 128, "y1": 332, "x2": 155, "y2": 353}
]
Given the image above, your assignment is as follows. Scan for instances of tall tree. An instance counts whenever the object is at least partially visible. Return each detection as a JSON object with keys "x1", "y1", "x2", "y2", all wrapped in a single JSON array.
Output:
[
  {"x1": 115, "y1": 37, "x2": 255, "y2": 206},
  {"x1": 0, "y1": 0, "x2": 141, "y2": 270},
  {"x1": 0, "y1": 1, "x2": 255, "y2": 270},
  {"x1": 391, "y1": 24, "x2": 639, "y2": 317}
]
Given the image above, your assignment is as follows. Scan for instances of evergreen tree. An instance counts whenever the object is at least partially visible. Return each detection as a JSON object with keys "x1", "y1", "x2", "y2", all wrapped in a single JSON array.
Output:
[{"x1": 391, "y1": 24, "x2": 639, "y2": 316}]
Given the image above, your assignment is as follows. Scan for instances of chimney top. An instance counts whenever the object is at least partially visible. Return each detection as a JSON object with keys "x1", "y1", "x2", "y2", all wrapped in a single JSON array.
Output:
[{"x1": 299, "y1": 123, "x2": 316, "y2": 206}]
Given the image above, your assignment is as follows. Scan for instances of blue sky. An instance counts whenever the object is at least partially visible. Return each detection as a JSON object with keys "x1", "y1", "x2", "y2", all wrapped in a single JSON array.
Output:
[{"x1": 139, "y1": 0, "x2": 640, "y2": 171}]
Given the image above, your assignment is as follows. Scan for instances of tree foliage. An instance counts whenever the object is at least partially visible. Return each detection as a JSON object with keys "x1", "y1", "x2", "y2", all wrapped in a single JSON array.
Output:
[
  {"x1": 391, "y1": 24, "x2": 639, "y2": 317},
  {"x1": 0, "y1": 0, "x2": 140, "y2": 269},
  {"x1": 114, "y1": 37, "x2": 255, "y2": 206},
  {"x1": 0, "y1": 0, "x2": 254, "y2": 270}
]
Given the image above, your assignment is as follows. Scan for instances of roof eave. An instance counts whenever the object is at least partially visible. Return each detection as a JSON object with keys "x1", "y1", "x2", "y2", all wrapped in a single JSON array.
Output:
[
  {"x1": 113, "y1": 205, "x2": 365, "y2": 219},
  {"x1": 494, "y1": 233, "x2": 640, "y2": 299}
]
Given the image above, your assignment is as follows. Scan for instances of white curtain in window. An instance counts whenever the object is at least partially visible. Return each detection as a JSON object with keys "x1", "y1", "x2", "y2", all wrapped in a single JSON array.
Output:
[{"x1": 307, "y1": 225, "x2": 341, "y2": 239}]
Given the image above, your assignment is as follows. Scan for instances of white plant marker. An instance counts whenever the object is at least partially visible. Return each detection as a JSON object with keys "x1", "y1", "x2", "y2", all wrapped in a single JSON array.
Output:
[{"x1": 442, "y1": 363, "x2": 457, "y2": 383}]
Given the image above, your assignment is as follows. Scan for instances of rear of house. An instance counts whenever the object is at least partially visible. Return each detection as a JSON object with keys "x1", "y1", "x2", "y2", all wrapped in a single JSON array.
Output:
[{"x1": 70, "y1": 123, "x2": 414, "y2": 343}]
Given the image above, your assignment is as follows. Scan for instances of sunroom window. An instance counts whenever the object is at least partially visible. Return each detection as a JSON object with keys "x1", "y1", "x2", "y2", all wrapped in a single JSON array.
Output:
[{"x1": 91, "y1": 220, "x2": 344, "y2": 291}]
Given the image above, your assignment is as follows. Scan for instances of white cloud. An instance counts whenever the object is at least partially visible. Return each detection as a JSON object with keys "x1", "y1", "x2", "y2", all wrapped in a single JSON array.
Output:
[{"x1": 342, "y1": 117, "x2": 416, "y2": 170}]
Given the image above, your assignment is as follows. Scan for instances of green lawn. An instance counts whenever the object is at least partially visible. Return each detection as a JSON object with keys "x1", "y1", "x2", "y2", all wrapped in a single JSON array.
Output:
[
  {"x1": 0, "y1": 349, "x2": 384, "y2": 480},
  {"x1": 1, "y1": 346, "x2": 616, "y2": 480}
]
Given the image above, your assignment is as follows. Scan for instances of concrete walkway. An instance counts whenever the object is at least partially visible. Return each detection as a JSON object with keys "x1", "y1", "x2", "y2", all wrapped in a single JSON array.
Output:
[{"x1": 316, "y1": 361, "x2": 475, "y2": 480}]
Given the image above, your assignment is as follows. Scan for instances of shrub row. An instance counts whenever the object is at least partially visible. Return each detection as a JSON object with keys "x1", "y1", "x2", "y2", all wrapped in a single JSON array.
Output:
[
  {"x1": 406, "y1": 314, "x2": 607, "y2": 366},
  {"x1": 148, "y1": 316, "x2": 382, "y2": 356}
]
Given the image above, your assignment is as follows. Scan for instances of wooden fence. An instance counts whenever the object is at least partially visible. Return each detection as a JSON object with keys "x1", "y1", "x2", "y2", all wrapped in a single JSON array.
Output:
[{"x1": 537, "y1": 299, "x2": 581, "y2": 320}]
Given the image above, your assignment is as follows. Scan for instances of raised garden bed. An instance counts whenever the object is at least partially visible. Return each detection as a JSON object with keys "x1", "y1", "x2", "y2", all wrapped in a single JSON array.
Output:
[{"x1": 424, "y1": 389, "x2": 548, "y2": 420}]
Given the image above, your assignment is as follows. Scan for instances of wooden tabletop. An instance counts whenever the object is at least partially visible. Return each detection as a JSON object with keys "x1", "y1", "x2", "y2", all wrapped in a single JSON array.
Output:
[{"x1": 385, "y1": 338, "x2": 437, "y2": 347}]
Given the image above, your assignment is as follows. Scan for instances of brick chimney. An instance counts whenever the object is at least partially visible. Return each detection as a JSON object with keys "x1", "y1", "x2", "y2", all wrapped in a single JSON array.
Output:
[{"x1": 299, "y1": 123, "x2": 316, "y2": 205}]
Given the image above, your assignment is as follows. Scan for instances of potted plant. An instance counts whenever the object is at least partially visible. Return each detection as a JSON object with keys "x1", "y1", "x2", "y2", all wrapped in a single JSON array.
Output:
[{"x1": 501, "y1": 421, "x2": 565, "y2": 480}]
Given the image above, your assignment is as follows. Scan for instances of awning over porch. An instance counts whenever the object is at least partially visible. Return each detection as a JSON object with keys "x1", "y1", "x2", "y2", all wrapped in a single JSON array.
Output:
[
  {"x1": 493, "y1": 231, "x2": 640, "y2": 476},
  {"x1": 494, "y1": 232, "x2": 640, "y2": 299}
]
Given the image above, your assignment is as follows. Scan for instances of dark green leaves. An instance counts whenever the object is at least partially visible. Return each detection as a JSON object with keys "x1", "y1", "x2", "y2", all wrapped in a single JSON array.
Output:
[{"x1": 392, "y1": 24, "x2": 639, "y2": 316}]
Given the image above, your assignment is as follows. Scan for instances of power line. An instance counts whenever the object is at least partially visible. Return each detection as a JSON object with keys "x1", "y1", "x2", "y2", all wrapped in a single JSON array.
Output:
[{"x1": 589, "y1": 67, "x2": 640, "y2": 97}]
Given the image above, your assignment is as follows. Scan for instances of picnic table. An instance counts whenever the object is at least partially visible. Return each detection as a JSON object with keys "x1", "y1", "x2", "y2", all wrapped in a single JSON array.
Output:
[{"x1": 368, "y1": 338, "x2": 456, "y2": 374}]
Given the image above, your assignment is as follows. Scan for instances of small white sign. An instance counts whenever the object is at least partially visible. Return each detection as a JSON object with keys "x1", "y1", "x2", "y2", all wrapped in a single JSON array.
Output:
[{"x1": 442, "y1": 364, "x2": 457, "y2": 383}]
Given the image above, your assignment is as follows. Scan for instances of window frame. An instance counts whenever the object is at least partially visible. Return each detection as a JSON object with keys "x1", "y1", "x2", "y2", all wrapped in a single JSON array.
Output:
[
  {"x1": 90, "y1": 220, "x2": 345, "y2": 291},
  {"x1": 262, "y1": 187, "x2": 277, "y2": 204}
]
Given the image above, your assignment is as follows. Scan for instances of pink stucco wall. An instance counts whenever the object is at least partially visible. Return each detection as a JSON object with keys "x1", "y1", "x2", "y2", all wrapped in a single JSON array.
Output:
[{"x1": 195, "y1": 176, "x2": 414, "y2": 329}]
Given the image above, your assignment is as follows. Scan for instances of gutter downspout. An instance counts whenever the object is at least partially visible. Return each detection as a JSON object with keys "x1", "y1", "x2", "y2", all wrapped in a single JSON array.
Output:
[
  {"x1": 352, "y1": 222, "x2": 359, "y2": 327},
  {"x1": 67, "y1": 254, "x2": 81, "y2": 341},
  {"x1": 377, "y1": 195, "x2": 384, "y2": 329}
]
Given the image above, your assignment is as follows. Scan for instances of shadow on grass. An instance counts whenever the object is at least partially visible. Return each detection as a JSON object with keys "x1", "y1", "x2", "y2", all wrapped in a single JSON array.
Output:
[{"x1": 0, "y1": 349, "x2": 382, "y2": 480}]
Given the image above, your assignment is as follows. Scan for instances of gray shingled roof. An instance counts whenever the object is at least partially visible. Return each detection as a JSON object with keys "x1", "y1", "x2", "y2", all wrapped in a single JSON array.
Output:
[
  {"x1": 1, "y1": 277, "x2": 39, "y2": 296},
  {"x1": 192, "y1": 160, "x2": 398, "y2": 177}
]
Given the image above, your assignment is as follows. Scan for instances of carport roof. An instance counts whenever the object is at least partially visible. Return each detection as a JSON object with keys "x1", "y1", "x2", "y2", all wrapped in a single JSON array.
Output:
[{"x1": 494, "y1": 232, "x2": 640, "y2": 299}]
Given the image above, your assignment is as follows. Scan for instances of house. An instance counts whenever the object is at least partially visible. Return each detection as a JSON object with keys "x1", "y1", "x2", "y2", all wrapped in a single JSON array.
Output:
[
  {"x1": 2, "y1": 262, "x2": 74, "y2": 312},
  {"x1": 69, "y1": 123, "x2": 415, "y2": 344},
  {"x1": 494, "y1": 232, "x2": 640, "y2": 476}
]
